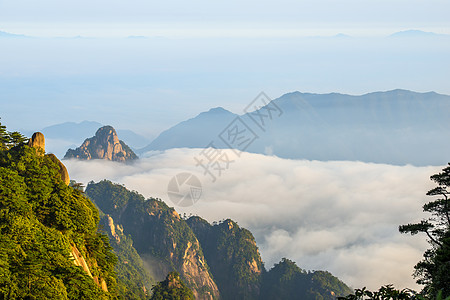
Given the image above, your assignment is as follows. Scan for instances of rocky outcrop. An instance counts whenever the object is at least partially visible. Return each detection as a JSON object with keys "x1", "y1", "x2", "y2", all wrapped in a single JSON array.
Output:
[
  {"x1": 46, "y1": 153, "x2": 70, "y2": 185},
  {"x1": 64, "y1": 126, "x2": 138, "y2": 162},
  {"x1": 70, "y1": 244, "x2": 108, "y2": 292},
  {"x1": 70, "y1": 244, "x2": 93, "y2": 278},
  {"x1": 28, "y1": 132, "x2": 45, "y2": 154},
  {"x1": 105, "y1": 215, "x2": 121, "y2": 243},
  {"x1": 28, "y1": 132, "x2": 70, "y2": 185}
]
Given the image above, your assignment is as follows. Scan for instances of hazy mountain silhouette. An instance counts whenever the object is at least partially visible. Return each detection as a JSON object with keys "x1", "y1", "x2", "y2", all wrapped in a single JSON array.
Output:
[
  {"x1": 138, "y1": 107, "x2": 238, "y2": 153},
  {"x1": 138, "y1": 89, "x2": 450, "y2": 166},
  {"x1": 389, "y1": 30, "x2": 447, "y2": 38},
  {"x1": 0, "y1": 30, "x2": 30, "y2": 38}
]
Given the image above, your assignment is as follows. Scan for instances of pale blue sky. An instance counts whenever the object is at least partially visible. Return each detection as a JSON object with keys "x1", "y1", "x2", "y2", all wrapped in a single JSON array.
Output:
[
  {"x1": 0, "y1": 0, "x2": 449, "y2": 136},
  {"x1": 1, "y1": 0, "x2": 449, "y2": 37}
]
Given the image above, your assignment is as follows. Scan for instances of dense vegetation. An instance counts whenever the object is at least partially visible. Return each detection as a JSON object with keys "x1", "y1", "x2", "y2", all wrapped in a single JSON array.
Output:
[
  {"x1": 0, "y1": 120, "x2": 118, "y2": 299},
  {"x1": 150, "y1": 272, "x2": 194, "y2": 300},
  {"x1": 399, "y1": 164, "x2": 450, "y2": 298},
  {"x1": 261, "y1": 258, "x2": 352, "y2": 300}
]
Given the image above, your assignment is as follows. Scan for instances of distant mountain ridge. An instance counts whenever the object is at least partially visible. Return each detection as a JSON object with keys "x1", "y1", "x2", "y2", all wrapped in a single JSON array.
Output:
[
  {"x1": 137, "y1": 89, "x2": 450, "y2": 166},
  {"x1": 42, "y1": 121, "x2": 103, "y2": 143},
  {"x1": 138, "y1": 107, "x2": 238, "y2": 153},
  {"x1": 389, "y1": 29, "x2": 449, "y2": 38}
]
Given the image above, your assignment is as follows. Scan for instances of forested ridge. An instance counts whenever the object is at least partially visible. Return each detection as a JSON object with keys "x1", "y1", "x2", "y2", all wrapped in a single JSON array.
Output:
[{"x1": 0, "y1": 120, "x2": 117, "y2": 298}]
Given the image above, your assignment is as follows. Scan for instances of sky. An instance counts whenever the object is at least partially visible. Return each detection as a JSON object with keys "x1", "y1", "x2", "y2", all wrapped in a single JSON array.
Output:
[
  {"x1": 65, "y1": 149, "x2": 441, "y2": 290},
  {"x1": 1, "y1": 0, "x2": 450, "y2": 136},
  {"x1": 1, "y1": 0, "x2": 450, "y2": 37}
]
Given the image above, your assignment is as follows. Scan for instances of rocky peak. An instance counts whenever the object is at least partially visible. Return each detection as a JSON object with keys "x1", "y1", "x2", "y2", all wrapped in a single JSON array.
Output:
[
  {"x1": 28, "y1": 132, "x2": 45, "y2": 154},
  {"x1": 64, "y1": 125, "x2": 138, "y2": 162}
]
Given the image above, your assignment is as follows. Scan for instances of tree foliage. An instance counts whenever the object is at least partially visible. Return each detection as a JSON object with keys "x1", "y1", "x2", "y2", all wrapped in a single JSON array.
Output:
[
  {"x1": 0, "y1": 120, "x2": 118, "y2": 299},
  {"x1": 150, "y1": 272, "x2": 194, "y2": 300},
  {"x1": 260, "y1": 258, "x2": 352, "y2": 300},
  {"x1": 0, "y1": 118, "x2": 28, "y2": 150},
  {"x1": 338, "y1": 285, "x2": 450, "y2": 300},
  {"x1": 399, "y1": 164, "x2": 450, "y2": 298}
]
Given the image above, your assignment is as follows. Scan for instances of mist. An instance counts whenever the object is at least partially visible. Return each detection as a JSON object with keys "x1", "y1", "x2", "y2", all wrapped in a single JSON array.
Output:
[
  {"x1": 64, "y1": 149, "x2": 442, "y2": 290},
  {"x1": 2, "y1": 34, "x2": 450, "y2": 137}
]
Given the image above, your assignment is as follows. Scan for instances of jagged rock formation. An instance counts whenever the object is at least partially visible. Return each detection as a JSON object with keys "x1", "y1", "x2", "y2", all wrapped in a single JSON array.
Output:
[
  {"x1": 28, "y1": 132, "x2": 45, "y2": 154},
  {"x1": 64, "y1": 126, "x2": 138, "y2": 162}
]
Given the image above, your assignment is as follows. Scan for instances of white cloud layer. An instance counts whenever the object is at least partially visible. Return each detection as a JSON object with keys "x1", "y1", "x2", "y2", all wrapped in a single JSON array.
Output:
[{"x1": 64, "y1": 149, "x2": 443, "y2": 290}]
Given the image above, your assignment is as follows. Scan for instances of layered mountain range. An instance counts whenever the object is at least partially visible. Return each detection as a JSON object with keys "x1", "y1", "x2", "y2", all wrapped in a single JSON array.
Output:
[{"x1": 39, "y1": 89, "x2": 450, "y2": 166}]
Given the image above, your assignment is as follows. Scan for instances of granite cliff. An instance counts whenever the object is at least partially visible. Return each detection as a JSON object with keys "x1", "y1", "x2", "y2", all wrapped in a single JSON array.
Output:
[
  {"x1": 28, "y1": 132, "x2": 70, "y2": 185},
  {"x1": 64, "y1": 126, "x2": 137, "y2": 162}
]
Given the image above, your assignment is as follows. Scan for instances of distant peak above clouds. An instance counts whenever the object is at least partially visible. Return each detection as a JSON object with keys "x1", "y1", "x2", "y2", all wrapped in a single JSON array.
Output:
[
  {"x1": 389, "y1": 29, "x2": 448, "y2": 38},
  {"x1": 139, "y1": 89, "x2": 450, "y2": 166}
]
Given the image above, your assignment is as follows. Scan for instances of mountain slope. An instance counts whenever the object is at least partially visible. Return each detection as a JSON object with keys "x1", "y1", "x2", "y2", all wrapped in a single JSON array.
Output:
[
  {"x1": 100, "y1": 214, "x2": 154, "y2": 299},
  {"x1": 187, "y1": 217, "x2": 264, "y2": 300},
  {"x1": 138, "y1": 107, "x2": 238, "y2": 154},
  {"x1": 85, "y1": 180, "x2": 220, "y2": 300},
  {"x1": 42, "y1": 121, "x2": 103, "y2": 143},
  {"x1": 0, "y1": 129, "x2": 118, "y2": 299},
  {"x1": 139, "y1": 90, "x2": 450, "y2": 165}
]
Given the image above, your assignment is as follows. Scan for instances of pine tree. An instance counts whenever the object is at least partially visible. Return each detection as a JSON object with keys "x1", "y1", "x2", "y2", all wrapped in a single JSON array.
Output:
[{"x1": 399, "y1": 164, "x2": 450, "y2": 298}]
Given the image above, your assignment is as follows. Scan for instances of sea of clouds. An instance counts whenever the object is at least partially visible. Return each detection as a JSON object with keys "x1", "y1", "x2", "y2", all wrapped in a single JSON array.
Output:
[{"x1": 64, "y1": 149, "x2": 443, "y2": 290}]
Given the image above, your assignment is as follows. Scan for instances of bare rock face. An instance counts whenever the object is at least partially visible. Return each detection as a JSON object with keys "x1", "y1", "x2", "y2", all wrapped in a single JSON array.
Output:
[
  {"x1": 64, "y1": 126, "x2": 138, "y2": 162},
  {"x1": 28, "y1": 132, "x2": 45, "y2": 154},
  {"x1": 46, "y1": 153, "x2": 70, "y2": 185},
  {"x1": 27, "y1": 132, "x2": 70, "y2": 185}
]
